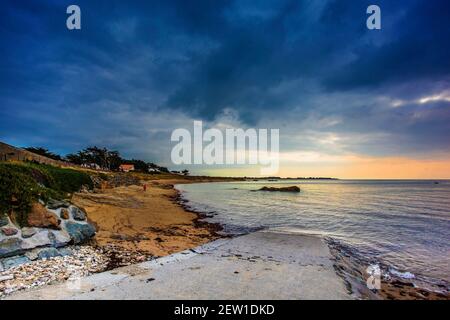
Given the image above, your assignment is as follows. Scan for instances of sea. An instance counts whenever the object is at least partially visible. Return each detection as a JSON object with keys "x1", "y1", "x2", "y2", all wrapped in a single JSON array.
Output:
[{"x1": 176, "y1": 179, "x2": 450, "y2": 295}]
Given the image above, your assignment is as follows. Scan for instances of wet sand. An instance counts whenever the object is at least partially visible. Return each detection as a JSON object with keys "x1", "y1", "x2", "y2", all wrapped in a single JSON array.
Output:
[{"x1": 327, "y1": 238, "x2": 449, "y2": 300}]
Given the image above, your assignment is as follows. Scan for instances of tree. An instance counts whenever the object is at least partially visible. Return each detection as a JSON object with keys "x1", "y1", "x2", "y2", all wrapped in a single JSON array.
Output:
[
  {"x1": 107, "y1": 151, "x2": 122, "y2": 171},
  {"x1": 148, "y1": 163, "x2": 159, "y2": 169},
  {"x1": 66, "y1": 146, "x2": 123, "y2": 170},
  {"x1": 158, "y1": 166, "x2": 169, "y2": 173},
  {"x1": 148, "y1": 162, "x2": 169, "y2": 173},
  {"x1": 64, "y1": 146, "x2": 170, "y2": 173}
]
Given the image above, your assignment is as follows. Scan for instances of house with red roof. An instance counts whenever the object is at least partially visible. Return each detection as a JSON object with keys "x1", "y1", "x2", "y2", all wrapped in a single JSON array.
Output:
[{"x1": 119, "y1": 164, "x2": 135, "y2": 172}]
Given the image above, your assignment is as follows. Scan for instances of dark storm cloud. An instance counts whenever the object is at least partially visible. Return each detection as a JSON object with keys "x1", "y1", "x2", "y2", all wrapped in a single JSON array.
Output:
[
  {"x1": 322, "y1": 0, "x2": 450, "y2": 90},
  {"x1": 0, "y1": 0, "x2": 449, "y2": 162}
]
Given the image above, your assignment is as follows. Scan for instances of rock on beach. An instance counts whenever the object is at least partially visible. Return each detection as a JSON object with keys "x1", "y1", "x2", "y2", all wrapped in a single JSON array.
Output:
[
  {"x1": 27, "y1": 203, "x2": 60, "y2": 230},
  {"x1": 64, "y1": 222, "x2": 96, "y2": 244}
]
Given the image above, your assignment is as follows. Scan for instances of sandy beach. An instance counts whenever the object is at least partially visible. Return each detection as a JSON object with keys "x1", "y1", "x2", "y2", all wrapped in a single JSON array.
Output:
[
  {"x1": 0, "y1": 174, "x2": 237, "y2": 298},
  {"x1": 71, "y1": 175, "x2": 237, "y2": 259}
]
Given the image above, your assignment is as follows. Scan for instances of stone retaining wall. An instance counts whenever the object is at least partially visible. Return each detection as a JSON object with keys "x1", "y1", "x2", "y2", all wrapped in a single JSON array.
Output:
[
  {"x1": 0, "y1": 141, "x2": 71, "y2": 167},
  {"x1": 0, "y1": 200, "x2": 96, "y2": 270}
]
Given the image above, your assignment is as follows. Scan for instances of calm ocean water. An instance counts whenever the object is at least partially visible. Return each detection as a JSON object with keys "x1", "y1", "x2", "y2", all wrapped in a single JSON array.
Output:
[{"x1": 177, "y1": 180, "x2": 450, "y2": 291}]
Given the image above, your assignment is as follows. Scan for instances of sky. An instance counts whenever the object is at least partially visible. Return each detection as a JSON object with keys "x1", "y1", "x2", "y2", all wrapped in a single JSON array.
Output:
[{"x1": 1, "y1": 0, "x2": 450, "y2": 178}]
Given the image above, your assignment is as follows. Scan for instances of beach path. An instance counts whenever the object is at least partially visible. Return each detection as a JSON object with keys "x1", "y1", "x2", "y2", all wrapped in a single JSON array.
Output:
[{"x1": 7, "y1": 231, "x2": 351, "y2": 300}]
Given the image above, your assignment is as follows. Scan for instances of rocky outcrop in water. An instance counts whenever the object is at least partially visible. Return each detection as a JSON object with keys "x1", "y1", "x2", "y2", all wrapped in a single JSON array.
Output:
[{"x1": 258, "y1": 186, "x2": 300, "y2": 192}]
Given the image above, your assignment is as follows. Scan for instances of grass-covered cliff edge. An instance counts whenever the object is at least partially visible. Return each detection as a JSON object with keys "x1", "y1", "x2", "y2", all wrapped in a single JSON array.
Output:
[{"x1": 0, "y1": 162, "x2": 93, "y2": 227}]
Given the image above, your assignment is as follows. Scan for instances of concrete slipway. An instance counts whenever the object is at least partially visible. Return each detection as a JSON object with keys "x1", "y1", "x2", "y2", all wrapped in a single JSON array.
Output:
[{"x1": 7, "y1": 230, "x2": 352, "y2": 300}]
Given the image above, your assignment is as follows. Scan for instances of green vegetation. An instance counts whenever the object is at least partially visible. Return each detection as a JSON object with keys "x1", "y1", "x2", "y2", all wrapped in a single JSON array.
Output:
[
  {"x1": 0, "y1": 162, "x2": 93, "y2": 226},
  {"x1": 28, "y1": 145, "x2": 169, "y2": 173},
  {"x1": 66, "y1": 146, "x2": 122, "y2": 170}
]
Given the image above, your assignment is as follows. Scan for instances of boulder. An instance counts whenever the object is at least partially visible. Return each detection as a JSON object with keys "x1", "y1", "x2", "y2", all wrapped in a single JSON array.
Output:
[
  {"x1": 1, "y1": 255, "x2": 31, "y2": 269},
  {"x1": 60, "y1": 208, "x2": 70, "y2": 220},
  {"x1": 258, "y1": 186, "x2": 300, "y2": 192},
  {"x1": 20, "y1": 229, "x2": 52, "y2": 250},
  {"x1": 1, "y1": 227, "x2": 18, "y2": 236},
  {"x1": 58, "y1": 248, "x2": 72, "y2": 256},
  {"x1": 37, "y1": 247, "x2": 62, "y2": 260},
  {"x1": 46, "y1": 199, "x2": 71, "y2": 210},
  {"x1": 27, "y1": 203, "x2": 61, "y2": 230},
  {"x1": 47, "y1": 230, "x2": 71, "y2": 248},
  {"x1": 24, "y1": 249, "x2": 39, "y2": 261},
  {"x1": 21, "y1": 227, "x2": 36, "y2": 238},
  {"x1": 0, "y1": 237, "x2": 23, "y2": 258},
  {"x1": 70, "y1": 206, "x2": 86, "y2": 221},
  {"x1": 24, "y1": 245, "x2": 72, "y2": 261},
  {"x1": 65, "y1": 221, "x2": 96, "y2": 244},
  {"x1": 0, "y1": 216, "x2": 9, "y2": 227}
]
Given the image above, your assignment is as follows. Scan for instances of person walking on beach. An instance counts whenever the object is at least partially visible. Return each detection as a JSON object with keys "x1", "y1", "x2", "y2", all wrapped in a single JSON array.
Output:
[{"x1": 143, "y1": 183, "x2": 147, "y2": 192}]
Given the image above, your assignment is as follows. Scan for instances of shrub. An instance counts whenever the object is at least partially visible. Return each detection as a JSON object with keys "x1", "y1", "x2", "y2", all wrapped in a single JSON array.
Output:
[
  {"x1": 0, "y1": 162, "x2": 93, "y2": 226},
  {"x1": 37, "y1": 164, "x2": 93, "y2": 193},
  {"x1": 0, "y1": 164, "x2": 40, "y2": 226}
]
